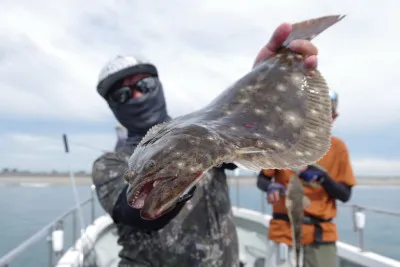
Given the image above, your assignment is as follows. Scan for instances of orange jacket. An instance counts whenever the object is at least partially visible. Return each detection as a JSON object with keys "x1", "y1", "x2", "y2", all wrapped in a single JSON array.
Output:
[{"x1": 262, "y1": 136, "x2": 357, "y2": 245}]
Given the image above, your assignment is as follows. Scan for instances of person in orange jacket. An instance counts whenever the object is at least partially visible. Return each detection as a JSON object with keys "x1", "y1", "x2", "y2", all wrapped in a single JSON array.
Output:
[{"x1": 257, "y1": 90, "x2": 357, "y2": 267}]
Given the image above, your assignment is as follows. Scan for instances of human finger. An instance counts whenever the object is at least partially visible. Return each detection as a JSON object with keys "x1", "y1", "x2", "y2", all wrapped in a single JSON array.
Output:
[
  {"x1": 253, "y1": 23, "x2": 292, "y2": 68},
  {"x1": 288, "y1": 39, "x2": 318, "y2": 57}
]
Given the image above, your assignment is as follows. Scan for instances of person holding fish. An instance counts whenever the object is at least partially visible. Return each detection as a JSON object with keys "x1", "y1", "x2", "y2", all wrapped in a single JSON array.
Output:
[
  {"x1": 91, "y1": 20, "x2": 322, "y2": 267},
  {"x1": 257, "y1": 90, "x2": 357, "y2": 267}
]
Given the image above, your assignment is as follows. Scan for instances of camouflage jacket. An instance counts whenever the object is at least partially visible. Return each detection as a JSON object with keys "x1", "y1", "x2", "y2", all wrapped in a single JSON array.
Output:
[{"x1": 92, "y1": 144, "x2": 239, "y2": 267}]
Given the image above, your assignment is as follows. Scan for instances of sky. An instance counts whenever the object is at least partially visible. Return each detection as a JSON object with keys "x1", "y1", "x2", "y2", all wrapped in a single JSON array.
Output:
[{"x1": 0, "y1": 0, "x2": 399, "y2": 176}]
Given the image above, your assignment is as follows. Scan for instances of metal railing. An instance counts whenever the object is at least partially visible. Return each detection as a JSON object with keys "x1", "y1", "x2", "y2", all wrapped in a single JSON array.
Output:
[
  {"x1": 0, "y1": 189, "x2": 97, "y2": 267},
  {"x1": 336, "y1": 203, "x2": 400, "y2": 251},
  {"x1": 260, "y1": 192, "x2": 400, "y2": 251},
  {"x1": 1, "y1": 175, "x2": 399, "y2": 266},
  {"x1": 229, "y1": 174, "x2": 400, "y2": 256}
]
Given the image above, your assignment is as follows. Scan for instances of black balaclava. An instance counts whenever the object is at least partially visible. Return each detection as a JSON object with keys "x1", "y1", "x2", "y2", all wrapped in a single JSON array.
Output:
[{"x1": 97, "y1": 56, "x2": 170, "y2": 146}]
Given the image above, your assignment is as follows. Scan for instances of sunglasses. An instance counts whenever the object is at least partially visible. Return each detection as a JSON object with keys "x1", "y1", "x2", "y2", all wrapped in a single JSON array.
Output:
[{"x1": 108, "y1": 77, "x2": 160, "y2": 104}]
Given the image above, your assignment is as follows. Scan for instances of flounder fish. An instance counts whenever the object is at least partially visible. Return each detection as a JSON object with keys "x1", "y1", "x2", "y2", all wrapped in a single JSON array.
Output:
[
  {"x1": 286, "y1": 173, "x2": 311, "y2": 267},
  {"x1": 124, "y1": 15, "x2": 345, "y2": 219}
]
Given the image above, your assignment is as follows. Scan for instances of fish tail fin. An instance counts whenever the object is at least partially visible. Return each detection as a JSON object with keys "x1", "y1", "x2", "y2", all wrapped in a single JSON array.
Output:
[
  {"x1": 283, "y1": 15, "x2": 346, "y2": 47},
  {"x1": 295, "y1": 247, "x2": 301, "y2": 267}
]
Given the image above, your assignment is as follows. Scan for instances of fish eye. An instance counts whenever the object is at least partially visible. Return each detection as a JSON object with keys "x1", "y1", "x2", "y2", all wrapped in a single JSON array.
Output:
[
  {"x1": 123, "y1": 170, "x2": 135, "y2": 183},
  {"x1": 145, "y1": 160, "x2": 156, "y2": 170}
]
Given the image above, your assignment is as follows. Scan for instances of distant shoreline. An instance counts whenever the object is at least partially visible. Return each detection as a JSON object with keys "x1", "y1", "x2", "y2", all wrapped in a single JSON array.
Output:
[{"x1": 0, "y1": 175, "x2": 399, "y2": 186}]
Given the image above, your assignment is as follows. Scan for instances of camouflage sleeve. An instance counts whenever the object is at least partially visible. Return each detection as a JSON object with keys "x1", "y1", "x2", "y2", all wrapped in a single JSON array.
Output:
[{"x1": 91, "y1": 151, "x2": 129, "y2": 216}]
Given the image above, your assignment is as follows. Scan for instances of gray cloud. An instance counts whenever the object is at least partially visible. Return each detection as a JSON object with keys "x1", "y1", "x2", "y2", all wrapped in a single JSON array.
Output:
[{"x1": 0, "y1": 0, "x2": 399, "y2": 173}]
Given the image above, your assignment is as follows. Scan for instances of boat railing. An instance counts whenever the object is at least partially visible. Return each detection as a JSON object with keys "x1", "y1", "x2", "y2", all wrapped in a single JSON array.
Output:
[
  {"x1": 1, "y1": 176, "x2": 399, "y2": 266},
  {"x1": 229, "y1": 174, "x2": 400, "y2": 259},
  {"x1": 267, "y1": 196, "x2": 400, "y2": 250},
  {"x1": 0, "y1": 188, "x2": 98, "y2": 267},
  {"x1": 259, "y1": 191, "x2": 400, "y2": 251},
  {"x1": 334, "y1": 202, "x2": 400, "y2": 251}
]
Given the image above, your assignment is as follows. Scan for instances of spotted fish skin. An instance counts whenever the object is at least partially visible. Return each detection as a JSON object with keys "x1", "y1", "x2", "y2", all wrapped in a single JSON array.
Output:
[
  {"x1": 125, "y1": 15, "x2": 345, "y2": 219},
  {"x1": 286, "y1": 174, "x2": 310, "y2": 267}
]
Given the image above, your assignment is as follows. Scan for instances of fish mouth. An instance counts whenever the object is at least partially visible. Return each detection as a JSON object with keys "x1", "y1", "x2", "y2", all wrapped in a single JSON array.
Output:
[
  {"x1": 126, "y1": 176, "x2": 173, "y2": 210},
  {"x1": 140, "y1": 198, "x2": 178, "y2": 220},
  {"x1": 138, "y1": 171, "x2": 204, "y2": 220}
]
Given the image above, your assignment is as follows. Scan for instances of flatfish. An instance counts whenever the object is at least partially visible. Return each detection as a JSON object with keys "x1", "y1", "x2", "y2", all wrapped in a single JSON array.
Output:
[{"x1": 124, "y1": 15, "x2": 345, "y2": 219}]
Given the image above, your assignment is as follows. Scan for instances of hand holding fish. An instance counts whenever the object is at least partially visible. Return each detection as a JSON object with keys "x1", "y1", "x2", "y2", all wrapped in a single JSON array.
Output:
[
  {"x1": 253, "y1": 23, "x2": 318, "y2": 69},
  {"x1": 298, "y1": 164, "x2": 328, "y2": 183},
  {"x1": 266, "y1": 182, "x2": 286, "y2": 204}
]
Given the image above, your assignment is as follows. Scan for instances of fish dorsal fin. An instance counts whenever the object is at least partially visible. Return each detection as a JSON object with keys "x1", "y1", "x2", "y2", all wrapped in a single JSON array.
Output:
[
  {"x1": 138, "y1": 122, "x2": 169, "y2": 147},
  {"x1": 282, "y1": 15, "x2": 345, "y2": 47}
]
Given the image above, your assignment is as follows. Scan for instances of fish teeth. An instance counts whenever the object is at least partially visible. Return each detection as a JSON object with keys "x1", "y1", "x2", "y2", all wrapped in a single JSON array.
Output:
[{"x1": 131, "y1": 190, "x2": 140, "y2": 203}]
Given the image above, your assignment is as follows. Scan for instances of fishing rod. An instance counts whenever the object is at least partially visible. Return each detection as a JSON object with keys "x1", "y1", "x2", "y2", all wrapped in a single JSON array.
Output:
[
  {"x1": 68, "y1": 141, "x2": 110, "y2": 153},
  {"x1": 62, "y1": 134, "x2": 86, "y2": 236},
  {"x1": 61, "y1": 134, "x2": 106, "y2": 266}
]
